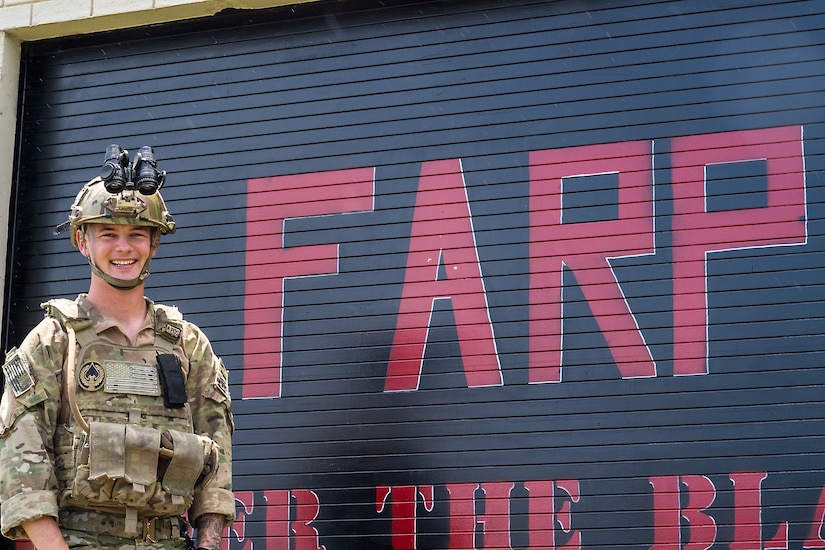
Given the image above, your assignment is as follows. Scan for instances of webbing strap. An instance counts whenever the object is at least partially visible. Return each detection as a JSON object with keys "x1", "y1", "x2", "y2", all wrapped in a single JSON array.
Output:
[
  {"x1": 65, "y1": 323, "x2": 90, "y2": 433},
  {"x1": 47, "y1": 299, "x2": 94, "y2": 434}
]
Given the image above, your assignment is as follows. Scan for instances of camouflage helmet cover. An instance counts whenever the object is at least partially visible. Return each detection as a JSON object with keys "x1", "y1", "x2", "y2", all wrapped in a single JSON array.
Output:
[{"x1": 68, "y1": 176, "x2": 176, "y2": 248}]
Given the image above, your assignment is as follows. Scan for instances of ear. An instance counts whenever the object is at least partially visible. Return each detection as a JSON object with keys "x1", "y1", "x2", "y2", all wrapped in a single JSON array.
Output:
[
  {"x1": 151, "y1": 230, "x2": 161, "y2": 257},
  {"x1": 76, "y1": 228, "x2": 89, "y2": 257}
]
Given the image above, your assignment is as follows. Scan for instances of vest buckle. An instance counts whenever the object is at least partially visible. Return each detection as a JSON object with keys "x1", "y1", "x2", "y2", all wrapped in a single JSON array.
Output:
[{"x1": 141, "y1": 516, "x2": 158, "y2": 543}]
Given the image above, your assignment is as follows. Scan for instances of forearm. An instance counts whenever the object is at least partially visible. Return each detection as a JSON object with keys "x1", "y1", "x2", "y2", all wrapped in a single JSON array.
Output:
[
  {"x1": 22, "y1": 516, "x2": 69, "y2": 550},
  {"x1": 196, "y1": 513, "x2": 225, "y2": 550}
]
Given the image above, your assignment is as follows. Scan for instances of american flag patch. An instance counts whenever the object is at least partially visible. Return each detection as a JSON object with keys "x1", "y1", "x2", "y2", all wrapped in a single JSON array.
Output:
[
  {"x1": 214, "y1": 361, "x2": 230, "y2": 399},
  {"x1": 2, "y1": 350, "x2": 35, "y2": 397}
]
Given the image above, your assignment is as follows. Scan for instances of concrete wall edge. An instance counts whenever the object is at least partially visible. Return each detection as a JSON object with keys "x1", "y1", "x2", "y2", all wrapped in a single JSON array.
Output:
[{"x1": 0, "y1": 31, "x2": 22, "y2": 322}]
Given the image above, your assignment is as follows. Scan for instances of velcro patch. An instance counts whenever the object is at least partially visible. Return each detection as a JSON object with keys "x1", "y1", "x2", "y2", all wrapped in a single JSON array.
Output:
[
  {"x1": 213, "y1": 360, "x2": 230, "y2": 399},
  {"x1": 157, "y1": 322, "x2": 182, "y2": 344},
  {"x1": 104, "y1": 362, "x2": 162, "y2": 396},
  {"x1": 78, "y1": 361, "x2": 105, "y2": 392},
  {"x1": 2, "y1": 349, "x2": 35, "y2": 397}
]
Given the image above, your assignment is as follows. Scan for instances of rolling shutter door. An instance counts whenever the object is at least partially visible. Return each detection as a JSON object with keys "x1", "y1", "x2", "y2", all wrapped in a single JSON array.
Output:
[{"x1": 7, "y1": 0, "x2": 825, "y2": 547}]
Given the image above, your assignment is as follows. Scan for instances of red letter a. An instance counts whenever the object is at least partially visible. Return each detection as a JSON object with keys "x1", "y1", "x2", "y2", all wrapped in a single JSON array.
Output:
[{"x1": 385, "y1": 159, "x2": 503, "y2": 392}]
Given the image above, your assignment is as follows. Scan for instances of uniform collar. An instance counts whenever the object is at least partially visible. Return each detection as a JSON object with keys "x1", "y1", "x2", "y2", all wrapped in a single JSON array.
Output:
[{"x1": 75, "y1": 293, "x2": 155, "y2": 344}]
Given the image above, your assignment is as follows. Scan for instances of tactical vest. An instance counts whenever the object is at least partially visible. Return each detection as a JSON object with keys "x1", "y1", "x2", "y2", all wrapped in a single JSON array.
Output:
[{"x1": 45, "y1": 298, "x2": 218, "y2": 525}]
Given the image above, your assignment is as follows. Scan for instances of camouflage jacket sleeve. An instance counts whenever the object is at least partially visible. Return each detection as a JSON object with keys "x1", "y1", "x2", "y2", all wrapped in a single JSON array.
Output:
[
  {"x1": 0, "y1": 318, "x2": 67, "y2": 540},
  {"x1": 182, "y1": 321, "x2": 235, "y2": 525}
]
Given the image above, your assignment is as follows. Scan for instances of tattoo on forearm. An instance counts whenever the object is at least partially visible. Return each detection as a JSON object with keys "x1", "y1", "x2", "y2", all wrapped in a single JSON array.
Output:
[{"x1": 196, "y1": 513, "x2": 225, "y2": 550}]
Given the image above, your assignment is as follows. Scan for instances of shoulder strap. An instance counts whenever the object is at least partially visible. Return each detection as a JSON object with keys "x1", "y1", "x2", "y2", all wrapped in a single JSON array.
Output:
[
  {"x1": 41, "y1": 298, "x2": 96, "y2": 345},
  {"x1": 41, "y1": 299, "x2": 92, "y2": 432},
  {"x1": 153, "y1": 304, "x2": 183, "y2": 352},
  {"x1": 41, "y1": 298, "x2": 83, "y2": 324}
]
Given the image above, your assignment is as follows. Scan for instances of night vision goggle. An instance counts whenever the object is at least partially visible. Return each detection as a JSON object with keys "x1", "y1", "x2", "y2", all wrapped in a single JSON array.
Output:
[
  {"x1": 54, "y1": 144, "x2": 174, "y2": 237},
  {"x1": 100, "y1": 144, "x2": 166, "y2": 196}
]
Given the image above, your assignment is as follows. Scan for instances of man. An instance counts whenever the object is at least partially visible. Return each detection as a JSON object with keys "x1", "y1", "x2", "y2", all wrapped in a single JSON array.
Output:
[{"x1": 0, "y1": 145, "x2": 234, "y2": 549}]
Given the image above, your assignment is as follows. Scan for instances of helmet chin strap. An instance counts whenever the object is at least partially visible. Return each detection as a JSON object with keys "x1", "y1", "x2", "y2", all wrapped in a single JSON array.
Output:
[{"x1": 87, "y1": 256, "x2": 152, "y2": 290}]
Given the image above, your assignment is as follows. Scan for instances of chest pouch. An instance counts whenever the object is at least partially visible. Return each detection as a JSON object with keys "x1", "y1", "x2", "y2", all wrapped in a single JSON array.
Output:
[
  {"x1": 157, "y1": 353, "x2": 187, "y2": 408},
  {"x1": 160, "y1": 429, "x2": 220, "y2": 502},
  {"x1": 89, "y1": 422, "x2": 160, "y2": 489}
]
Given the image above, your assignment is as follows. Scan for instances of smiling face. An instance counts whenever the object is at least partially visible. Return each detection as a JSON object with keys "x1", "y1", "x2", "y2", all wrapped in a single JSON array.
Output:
[{"x1": 77, "y1": 223, "x2": 157, "y2": 284}]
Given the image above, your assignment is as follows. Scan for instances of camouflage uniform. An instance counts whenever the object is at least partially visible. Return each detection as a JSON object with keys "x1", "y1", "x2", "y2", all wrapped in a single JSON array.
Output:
[{"x1": 0, "y1": 294, "x2": 234, "y2": 548}]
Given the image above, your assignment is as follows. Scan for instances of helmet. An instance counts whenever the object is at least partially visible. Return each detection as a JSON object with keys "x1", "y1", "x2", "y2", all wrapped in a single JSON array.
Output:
[
  {"x1": 68, "y1": 176, "x2": 176, "y2": 248},
  {"x1": 62, "y1": 144, "x2": 177, "y2": 290}
]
